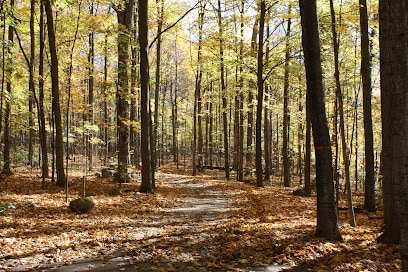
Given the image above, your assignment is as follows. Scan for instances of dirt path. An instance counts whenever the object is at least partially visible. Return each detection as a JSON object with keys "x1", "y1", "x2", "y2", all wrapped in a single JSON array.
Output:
[{"x1": 35, "y1": 174, "x2": 227, "y2": 271}]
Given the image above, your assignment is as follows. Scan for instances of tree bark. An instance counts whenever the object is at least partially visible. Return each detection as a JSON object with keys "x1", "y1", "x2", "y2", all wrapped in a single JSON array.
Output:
[
  {"x1": 255, "y1": 1, "x2": 265, "y2": 187},
  {"x1": 44, "y1": 0, "x2": 66, "y2": 186},
  {"x1": 139, "y1": 0, "x2": 155, "y2": 193},
  {"x1": 217, "y1": 0, "x2": 230, "y2": 180},
  {"x1": 299, "y1": 0, "x2": 341, "y2": 241},
  {"x1": 377, "y1": 0, "x2": 404, "y2": 245},
  {"x1": 2, "y1": 0, "x2": 14, "y2": 176},
  {"x1": 114, "y1": 0, "x2": 133, "y2": 183},
  {"x1": 359, "y1": 0, "x2": 376, "y2": 212},
  {"x1": 282, "y1": 4, "x2": 292, "y2": 187}
]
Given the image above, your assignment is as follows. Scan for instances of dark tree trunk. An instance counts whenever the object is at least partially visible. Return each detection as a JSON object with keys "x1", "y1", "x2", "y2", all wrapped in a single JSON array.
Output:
[
  {"x1": 282, "y1": 4, "x2": 292, "y2": 187},
  {"x1": 377, "y1": 0, "x2": 404, "y2": 245},
  {"x1": 217, "y1": 0, "x2": 230, "y2": 180},
  {"x1": 2, "y1": 0, "x2": 14, "y2": 175},
  {"x1": 114, "y1": 0, "x2": 133, "y2": 183},
  {"x1": 255, "y1": 1, "x2": 265, "y2": 187},
  {"x1": 236, "y1": 0, "x2": 245, "y2": 182},
  {"x1": 45, "y1": 0, "x2": 66, "y2": 186},
  {"x1": 139, "y1": 0, "x2": 155, "y2": 193},
  {"x1": 299, "y1": 0, "x2": 341, "y2": 241},
  {"x1": 359, "y1": 0, "x2": 375, "y2": 212},
  {"x1": 28, "y1": 0, "x2": 35, "y2": 167}
]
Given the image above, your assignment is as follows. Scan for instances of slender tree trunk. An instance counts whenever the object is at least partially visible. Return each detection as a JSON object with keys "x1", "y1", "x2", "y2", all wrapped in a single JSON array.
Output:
[
  {"x1": 329, "y1": 0, "x2": 356, "y2": 227},
  {"x1": 87, "y1": 3, "x2": 94, "y2": 171},
  {"x1": 2, "y1": 0, "x2": 14, "y2": 175},
  {"x1": 263, "y1": 12, "x2": 271, "y2": 181},
  {"x1": 44, "y1": 0, "x2": 66, "y2": 186},
  {"x1": 153, "y1": 0, "x2": 163, "y2": 171},
  {"x1": 359, "y1": 0, "x2": 375, "y2": 212},
  {"x1": 38, "y1": 2, "x2": 49, "y2": 183},
  {"x1": 103, "y1": 33, "x2": 109, "y2": 165},
  {"x1": 255, "y1": 1, "x2": 265, "y2": 187},
  {"x1": 139, "y1": 0, "x2": 155, "y2": 193},
  {"x1": 217, "y1": 0, "x2": 230, "y2": 180},
  {"x1": 299, "y1": 0, "x2": 341, "y2": 241},
  {"x1": 246, "y1": 19, "x2": 258, "y2": 172},
  {"x1": 304, "y1": 92, "x2": 311, "y2": 197},
  {"x1": 283, "y1": 4, "x2": 292, "y2": 187},
  {"x1": 193, "y1": 1, "x2": 204, "y2": 176},
  {"x1": 28, "y1": 0, "x2": 35, "y2": 167}
]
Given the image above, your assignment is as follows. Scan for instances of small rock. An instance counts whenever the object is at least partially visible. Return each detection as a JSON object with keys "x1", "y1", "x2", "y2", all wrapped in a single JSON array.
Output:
[
  {"x1": 108, "y1": 187, "x2": 122, "y2": 196},
  {"x1": 69, "y1": 197, "x2": 95, "y2": 213}
]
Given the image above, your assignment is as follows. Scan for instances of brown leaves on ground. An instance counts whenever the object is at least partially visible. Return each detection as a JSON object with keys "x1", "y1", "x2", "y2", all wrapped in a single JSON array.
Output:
[{"x1": 0, "y1": 164, "x2": 402, "y2": 271}]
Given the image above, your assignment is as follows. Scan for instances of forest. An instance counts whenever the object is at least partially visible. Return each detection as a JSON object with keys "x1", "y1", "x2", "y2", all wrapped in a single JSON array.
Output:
[{"x1": 0, "y1": 0, "x2": 408, "y2": 271}]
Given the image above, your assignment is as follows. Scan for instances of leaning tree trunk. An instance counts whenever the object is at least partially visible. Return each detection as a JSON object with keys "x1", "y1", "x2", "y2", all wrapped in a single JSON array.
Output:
[
  {"x1": 299, "y1": 0, "x2": 341, "y2": 241},
  {"x1": 329, "y1": 0, "x2": 356, "y2": 227},
  {"x1": 139, "y1": 0, "x2": 155, "y2": 193}
]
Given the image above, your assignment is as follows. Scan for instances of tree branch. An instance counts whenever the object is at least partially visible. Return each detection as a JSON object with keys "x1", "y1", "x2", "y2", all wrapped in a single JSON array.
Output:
[{"x1": 149, "y1": 0, "x2": 201, "y2": 49}]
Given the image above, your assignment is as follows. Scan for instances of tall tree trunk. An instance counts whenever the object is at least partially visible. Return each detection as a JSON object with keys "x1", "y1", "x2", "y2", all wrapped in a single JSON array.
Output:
[
  {"x1": 193, "y1": 1, "x2": 204, "y2": 176},
  {"x1": 38, "y1": 2, "x2": 49, "y2": 183},
  {"x1": 299, "y1": 0, "x2": 341, "y2": 241},
  {"x1": 359, "y1": 0, "x2": 375, "y2": 212},
  {"x1": 377, "y1": 0, "x2": 403, "y2": 245},
  {"x1": 236, "y1": 0, "x2": 245, "y2": 182},
  {"x1": 255, "y1": 1, "x2": 265, "y2": 187},
  {"x1": 103, "y1": 33, "x2": 109, "y2": 165},
  {"x1": 28, "y1": 0, "x2": 35, "y2": 167},
  {"x1": 304, "y1": 92, "x2": 311, "y2": 197},
  {"x1": 246, "y1": 19, "x2": 258, "y2": 172},
  {"x1": 44, "y1": 0, "x2": 65, "y2": 186},
  {"x1": 87, "y1": 3, "x2": 94, "y2": 171},
  {"x1": 263, "y1": 12, "x2": 271, "y2": 181},
  {"x1": 329, "y1": 0, "x2": 356, "y2": 227},
  {"x1": 139, "y1": 0, "x2": 155, "y2": 193},
  {"x1": 153, "y1": 0, "x2": 163, "y2": 171},
  {"x1": 217, "y1": 0, "x2": 230, "y2": 180},
  {"x1": 2, "y1": 0, "x2": 14, "y2": 175},
  {"x1": 115, "y1": 0, "x2": 133, "y2": 183},
  {"x1": 282, "y1": 4, "x2": 292, "y2": 187}
]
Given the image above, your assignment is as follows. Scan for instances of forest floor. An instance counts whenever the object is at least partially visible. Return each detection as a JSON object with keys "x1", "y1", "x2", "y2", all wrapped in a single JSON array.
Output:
[{"x1": 0, "y1": 163, "x2": 402, "y2": 272}]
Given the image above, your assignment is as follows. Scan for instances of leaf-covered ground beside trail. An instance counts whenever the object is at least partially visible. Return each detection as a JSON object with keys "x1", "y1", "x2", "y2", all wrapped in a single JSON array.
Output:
[{"x1": 0, "y1": 164, "x2": 402, "y2": 271}]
